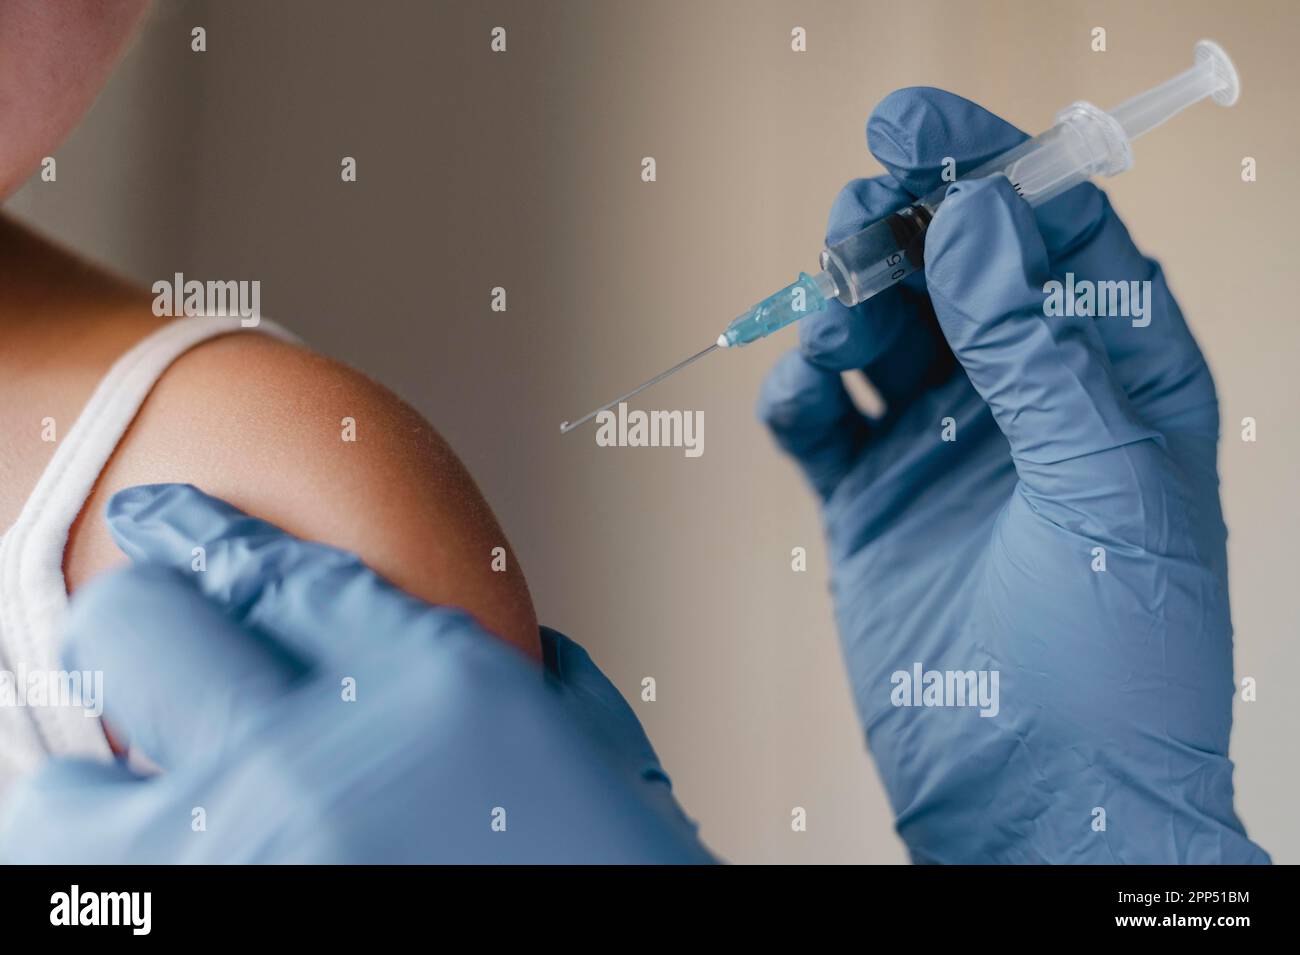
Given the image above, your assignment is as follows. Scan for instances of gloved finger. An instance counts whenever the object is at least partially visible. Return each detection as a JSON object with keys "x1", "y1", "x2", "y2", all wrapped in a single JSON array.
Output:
[
  {"x1": 869, "y1": 88, "x2": 1134, "y2": 294},
  {"x1": 64, "y1": 563, "x2": 308, "y2": 769},
  {"x1": 868, "y1": 88, "x2": 1213, "y2": 436},
  {"x1": 868, "y1": 87, "x2": 1125, "y2": 321},
  {"x1": 924, "y1": 176, "x2": 1162, "y2": 507},
  {"x1": 757, "y1": 350, "x2": 869, "y2": 500},
  {"x1": 105, "y1": 483, "x2": 487, "y2": 667},
  {"x1": 867, "y1": 87, "x2": 1028, "y2": 201},
  {"x1": 801, "y1": 177, "x2": 952, "y2": 416},
  {"x1": 0, "y1": 759, "x2": 151, "y2": 863}
]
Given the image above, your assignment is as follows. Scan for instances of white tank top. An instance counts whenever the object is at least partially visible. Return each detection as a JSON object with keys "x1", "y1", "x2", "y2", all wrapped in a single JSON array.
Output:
[{"x1": 0, "y1": 317, "x2": 297, "y2": 800}]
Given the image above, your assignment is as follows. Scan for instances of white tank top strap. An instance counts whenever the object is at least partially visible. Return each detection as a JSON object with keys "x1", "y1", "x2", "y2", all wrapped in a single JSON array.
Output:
[{"x1": 0, "y1": 316, "x2": 299, "y2": 767}]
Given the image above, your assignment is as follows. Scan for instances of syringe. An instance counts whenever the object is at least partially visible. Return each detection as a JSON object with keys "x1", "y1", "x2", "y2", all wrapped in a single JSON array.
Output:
[{"x1": 560, "y1": 40, "x2": 1239, "y2": 435}]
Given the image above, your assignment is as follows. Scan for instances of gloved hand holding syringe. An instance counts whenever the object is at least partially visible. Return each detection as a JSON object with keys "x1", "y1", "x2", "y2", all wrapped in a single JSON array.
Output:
[{"x1": 560, "y1": 39, "x2": 1239, "y2": 434}]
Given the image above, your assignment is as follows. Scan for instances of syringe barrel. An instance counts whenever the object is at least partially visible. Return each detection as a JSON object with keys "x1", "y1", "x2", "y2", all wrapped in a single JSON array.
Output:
[{"x1": 820, "y1": 205, "x2": 933, "y2": 307}]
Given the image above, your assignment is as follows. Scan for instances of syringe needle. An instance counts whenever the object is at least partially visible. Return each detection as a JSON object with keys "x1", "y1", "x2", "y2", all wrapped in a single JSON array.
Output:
[{"x1": 560, "y1": 342, "x2": 720, "y2": 434}]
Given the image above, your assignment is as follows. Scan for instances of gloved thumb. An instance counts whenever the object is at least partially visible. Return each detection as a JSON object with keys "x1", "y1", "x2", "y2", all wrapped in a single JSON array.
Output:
[{"x1": 923, "y1": 176, "x2": 1162, "y2": 511}]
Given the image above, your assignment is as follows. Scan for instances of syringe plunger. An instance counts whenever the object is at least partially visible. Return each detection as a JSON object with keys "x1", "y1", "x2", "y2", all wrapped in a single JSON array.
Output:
[{"x1": 1109, "y1": 39, "x2": 1239, "y2": 140}]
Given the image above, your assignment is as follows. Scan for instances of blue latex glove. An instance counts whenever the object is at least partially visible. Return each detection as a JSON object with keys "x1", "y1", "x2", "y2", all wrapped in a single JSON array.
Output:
[
  {"x1": 0, "y1": 484, "x2": 714, "y2": 864},
  {"x1": 757, "y1": 89, "x2": 1269, "y2": 864}
]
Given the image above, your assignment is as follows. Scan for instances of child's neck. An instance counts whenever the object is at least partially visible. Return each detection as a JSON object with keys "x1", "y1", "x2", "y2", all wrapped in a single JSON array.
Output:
[{"x1": 0, "y1": 211, "x2": 161, "y2": 528}]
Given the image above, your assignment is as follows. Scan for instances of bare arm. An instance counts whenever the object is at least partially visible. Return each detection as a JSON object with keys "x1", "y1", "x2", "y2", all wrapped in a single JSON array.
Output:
[{"x1": 64, "y1": 331, "x2": 540, "y2": 660}]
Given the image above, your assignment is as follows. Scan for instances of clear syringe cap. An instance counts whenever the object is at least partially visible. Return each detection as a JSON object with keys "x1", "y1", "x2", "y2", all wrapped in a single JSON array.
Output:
[{"x1": 1109, "y1": 39, "x2": 1240, "y2": 141}]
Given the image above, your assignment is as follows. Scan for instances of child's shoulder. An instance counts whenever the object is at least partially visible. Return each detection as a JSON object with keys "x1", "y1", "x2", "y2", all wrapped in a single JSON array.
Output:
[{"x1": 62, "y1": 324, "x2": 540, "y2": 657}]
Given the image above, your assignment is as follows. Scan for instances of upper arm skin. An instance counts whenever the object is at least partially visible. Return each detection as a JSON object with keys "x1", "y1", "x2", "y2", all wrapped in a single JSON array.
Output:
[{"x1": 63, "y1": 331, "x2": 540, "y2": 660}]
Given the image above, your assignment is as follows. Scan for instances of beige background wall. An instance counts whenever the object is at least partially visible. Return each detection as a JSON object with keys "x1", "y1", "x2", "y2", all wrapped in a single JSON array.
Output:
[{"x1": 10, "y1": 0, "x2": 1297, "y2": 863}]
